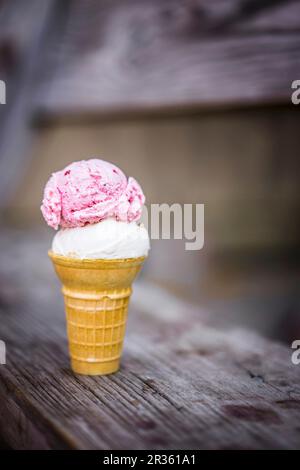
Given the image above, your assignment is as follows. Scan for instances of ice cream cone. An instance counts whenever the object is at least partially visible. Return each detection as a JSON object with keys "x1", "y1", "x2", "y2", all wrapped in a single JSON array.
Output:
[{"x1": 49, "y1": 251, "x2": 145, "y2": 375}]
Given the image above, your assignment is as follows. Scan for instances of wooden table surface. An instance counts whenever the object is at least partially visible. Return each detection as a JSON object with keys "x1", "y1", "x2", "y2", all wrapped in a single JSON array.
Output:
[{"x1": 0, "y1": 229, "x2": 300, "y2": 449}]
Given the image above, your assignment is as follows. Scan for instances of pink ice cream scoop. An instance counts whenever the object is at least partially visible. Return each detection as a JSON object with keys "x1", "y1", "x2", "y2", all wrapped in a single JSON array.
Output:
[{"x1": 41, "y1": 159, "x2": 145, "y2": 229}]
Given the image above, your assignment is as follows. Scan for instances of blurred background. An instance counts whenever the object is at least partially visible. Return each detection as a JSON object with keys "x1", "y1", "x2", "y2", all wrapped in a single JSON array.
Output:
[{"x1": 0, "y1": 0, "x2": 300, "y2": 343}]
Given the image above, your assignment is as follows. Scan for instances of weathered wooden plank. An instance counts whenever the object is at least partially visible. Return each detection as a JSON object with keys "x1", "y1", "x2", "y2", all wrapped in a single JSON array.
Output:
[
  {"x1": 35, "y1": 0, "x2": 300, "y2": 118},
  {"x1": 0, "y1": 0, "x2": 60, "y2": 207},
  {"x1": 0, "y1": 229, "x2": 299, "y2": 449}
]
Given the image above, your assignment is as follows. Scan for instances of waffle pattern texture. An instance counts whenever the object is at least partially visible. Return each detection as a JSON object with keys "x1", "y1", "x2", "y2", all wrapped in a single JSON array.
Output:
[{"x1": 49, "y1": 252, "x2": 145, "y2": 375}]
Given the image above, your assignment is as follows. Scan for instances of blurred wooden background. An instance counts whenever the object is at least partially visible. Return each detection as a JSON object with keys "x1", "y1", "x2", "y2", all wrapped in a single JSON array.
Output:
[
  {"x1": 0, "y1": 0, "x2": 300, "y2": 342},
  {"x1": 0, "y1": 0, "x2": 299, "y2": 249}
]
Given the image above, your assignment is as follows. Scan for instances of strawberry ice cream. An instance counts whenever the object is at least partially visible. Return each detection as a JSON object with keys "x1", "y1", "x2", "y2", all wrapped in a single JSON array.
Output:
[
  {"x1": 41, "y1": 159, "x2": 150, "y2": 259},
  {"x1": 41, "y1": 159, "x2": 145, "y2": 230}
]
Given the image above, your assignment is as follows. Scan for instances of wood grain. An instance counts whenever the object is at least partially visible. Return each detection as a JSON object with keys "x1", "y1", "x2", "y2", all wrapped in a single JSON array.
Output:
[
  {"x1": 35, "y1": 0, "x2": 300, "y2": 118},
  {"x1": 0, "y1": 229, "x2": 299, "y2": 449}
]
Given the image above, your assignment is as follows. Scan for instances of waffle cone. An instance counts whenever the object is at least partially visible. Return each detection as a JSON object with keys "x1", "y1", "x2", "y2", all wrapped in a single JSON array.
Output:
[{"x1": 49, "y1": 251, "x2": 145, "y2": 375}]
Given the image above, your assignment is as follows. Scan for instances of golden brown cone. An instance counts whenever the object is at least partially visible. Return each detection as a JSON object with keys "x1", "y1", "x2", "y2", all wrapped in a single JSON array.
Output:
[{"x1": 49, "y1": 251, "x2": 145, "y2": 375}]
